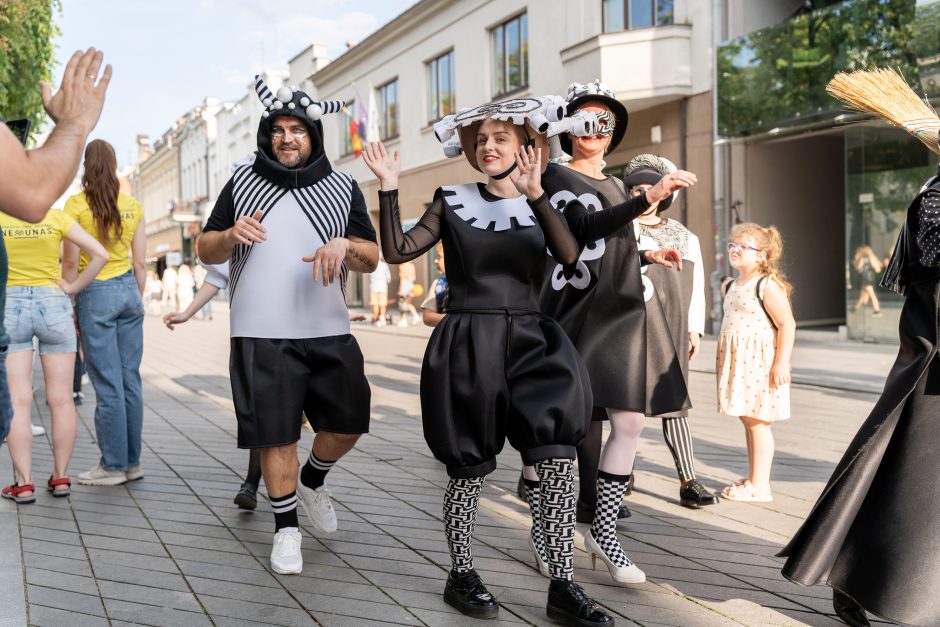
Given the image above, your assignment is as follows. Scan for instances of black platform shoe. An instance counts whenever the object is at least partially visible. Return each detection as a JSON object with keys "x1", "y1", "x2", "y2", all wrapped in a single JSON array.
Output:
[
  {"x1": 575, "y1": 498, "x2": 630, "y2": 524},
  {"x1": 443, "y1": 569, "x2": 499, "y2": 619},
  {"x1": 233, "y1": 482, "x2": 258, "y2": 510},
  {"x1": 679, "y1": 480, "x2": 718, "y2": 509},
  {"x1": 547, "y1": 579, "x2": 614, "y2": 626},
  {"x1": 833, "y1": 590, "x2": 870, "y2": 627}
]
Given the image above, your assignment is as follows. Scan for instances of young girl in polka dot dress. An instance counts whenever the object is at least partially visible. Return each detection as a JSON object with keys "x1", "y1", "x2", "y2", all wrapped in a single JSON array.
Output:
[{"x1": 717, "y1": 223, "x2": 795, "y2": 502}]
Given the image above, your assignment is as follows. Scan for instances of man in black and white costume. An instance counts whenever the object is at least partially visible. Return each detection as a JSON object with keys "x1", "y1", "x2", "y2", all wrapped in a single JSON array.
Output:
[
  {"x1": 629, "y1": 154, "x2": 718, "y2": 508},
  {"x1": 199, "y1": 76, "x2": 378, "y2": 574}
]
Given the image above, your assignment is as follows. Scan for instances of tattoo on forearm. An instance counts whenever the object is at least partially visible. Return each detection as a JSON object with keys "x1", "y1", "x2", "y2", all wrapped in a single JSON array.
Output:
[{"x1": 346, "y1": 244, "x2": 377, "y2": 271}]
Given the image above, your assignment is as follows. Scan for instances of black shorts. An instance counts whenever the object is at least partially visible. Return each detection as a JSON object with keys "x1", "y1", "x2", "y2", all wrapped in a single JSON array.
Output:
[{"x1": 230, "y1": 335, "x2": 371, "y2": 448}]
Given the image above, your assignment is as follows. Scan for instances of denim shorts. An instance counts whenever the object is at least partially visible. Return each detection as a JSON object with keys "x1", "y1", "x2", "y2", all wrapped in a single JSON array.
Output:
[{"x1": 5, "y1": 286, "x2": 77, "y2": 354}]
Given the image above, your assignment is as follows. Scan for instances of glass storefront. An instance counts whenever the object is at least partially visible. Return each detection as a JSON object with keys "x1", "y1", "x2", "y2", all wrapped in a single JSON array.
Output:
[{"x1": 844, "y1": 126, "x2": 936, "y2": 340}]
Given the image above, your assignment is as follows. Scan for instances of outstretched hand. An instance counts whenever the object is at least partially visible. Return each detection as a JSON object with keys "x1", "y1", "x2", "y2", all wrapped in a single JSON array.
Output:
[
  {"x1": 644, "y1": 248, "x2": 683, "y2": 271},
  {"x1": 646, "y1": 170, "x2": 697, "y2": 205},
  {"x1": 509, "y1": 145, "x2": 543, "y2": 201},
  {"x1": 361, "y1": 141, "x2": 401, "y2": 191},
  {"x1": 40, "y1": 47, "x2": 112, "y2": 135}
]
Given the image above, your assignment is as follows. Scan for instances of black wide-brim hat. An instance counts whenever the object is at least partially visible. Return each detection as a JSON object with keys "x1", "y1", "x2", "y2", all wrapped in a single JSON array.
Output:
[{"x1": 559, "y1": 91, "x2": 628, "y2": 156}]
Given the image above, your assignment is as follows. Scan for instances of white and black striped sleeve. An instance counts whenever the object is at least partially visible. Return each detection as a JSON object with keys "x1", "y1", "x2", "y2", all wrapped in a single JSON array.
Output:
[
  {"x1": 345, "y1": 181, "x2": 377, "y2": 242},
  {"x1": 203, "y1": 179, "x2": 236, "y2": 233}
]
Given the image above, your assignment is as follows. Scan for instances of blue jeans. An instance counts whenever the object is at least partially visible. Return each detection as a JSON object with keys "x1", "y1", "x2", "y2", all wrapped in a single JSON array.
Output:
[
  {"x1": 0, "y1": 348, "x2": 12, "y2": 446},
  {"x1": 77, "y1": 272, "x2": 144, "y2": 471}
]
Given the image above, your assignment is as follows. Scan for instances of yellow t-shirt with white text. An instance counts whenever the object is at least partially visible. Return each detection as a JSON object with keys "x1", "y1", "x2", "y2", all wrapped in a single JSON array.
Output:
[
  {"x1": 64, "y1": 192, "x2": 142, "y2": 281},
  {"x1": 0, "y1": 209, "x2": 76, "y2": 287}
]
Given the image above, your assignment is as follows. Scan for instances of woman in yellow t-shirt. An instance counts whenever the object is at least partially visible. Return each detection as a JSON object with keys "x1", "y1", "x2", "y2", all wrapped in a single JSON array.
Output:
[
  {"x1": 62, "y1": 140, "x2": 147, "y2": 487},
  {"x1": 0, "y1": 210, "x2": 108, "y2": 504}
]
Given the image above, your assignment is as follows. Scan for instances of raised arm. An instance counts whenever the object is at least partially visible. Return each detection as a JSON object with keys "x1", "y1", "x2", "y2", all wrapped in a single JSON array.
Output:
[
  {"x1": 363, "y1": 141, "x2": 443, "y2": 263},
  {"x1": 511, "y1": 146, "x2": 578, "y2": 265},
  {"x1": 568, "y1": 170, "x2": 697, "y2": 243},
  {"x1": 0, "y1": 49, "x2": 112, "y2": 222}
]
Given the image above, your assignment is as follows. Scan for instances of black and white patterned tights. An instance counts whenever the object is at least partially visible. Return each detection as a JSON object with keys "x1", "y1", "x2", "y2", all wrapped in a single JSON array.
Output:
[
  {"x1": 523, "y1": 478, "x2": 548, "y2": 563},
  {"x1": 534, "y1": 458, "x2": 576, "y2": 581},
  {"x1": 590, "y1": 471, "x2": 635, "y2": 567},
  {"x1": 443, "y1": 476, "x2": 484, "y2": 572}
]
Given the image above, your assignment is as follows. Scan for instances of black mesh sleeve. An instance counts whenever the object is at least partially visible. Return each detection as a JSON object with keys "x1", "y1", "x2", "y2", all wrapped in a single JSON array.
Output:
[
  {"x1": 917, "y1": 189, "x2": 940, "y2": 267},
  {"x1": 565, "y1": 194, "x2": 651, "y2": 244},
  {"x1": 379, "y1": 189, "x2": 444, "y2": 263},
  {"x1": 529, "y1": 193, "x2": 578, "y2": 266}
]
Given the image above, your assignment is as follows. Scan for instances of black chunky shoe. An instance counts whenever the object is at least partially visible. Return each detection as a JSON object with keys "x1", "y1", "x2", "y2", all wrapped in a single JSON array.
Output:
[
  {"x1": 679, "y1": 480, "x2": 718, "y2": 509},
  {"x1": 443, "y1": 569, "x2": 499, "y2": 619},
  {"x1": 547, "y1": 579, "x2": 614, "y2": 626},
  {"x1": 234, "y1": 482, "x2": 258, "y2": 510},
  {"x1": 575, "y1": 498, "x2": 630, "y2": 524},
  {"x1": 833, "y1": 590, "x2": 870, "y2": 627}
]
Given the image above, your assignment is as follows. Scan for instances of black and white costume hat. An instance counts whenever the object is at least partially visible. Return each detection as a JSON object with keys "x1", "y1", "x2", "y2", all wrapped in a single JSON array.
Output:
[
  {"x1": 623, "y1": 153, "x2": 678, "y2": 212},
  {"x1": 253, "y1": 75, "x2": 345, "y2": 158},
  {"x1": 559, "y1": 80, "x2": 629, "y2": 156}
]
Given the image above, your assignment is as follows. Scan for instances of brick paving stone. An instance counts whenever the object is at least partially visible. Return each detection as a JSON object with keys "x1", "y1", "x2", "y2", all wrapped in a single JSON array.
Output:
[
  {"x1": 102, "y1": 598, "x2": 213, "y2": 627},
  {"x1": 27, "y1": 604, "x2": 110, "y2": 627}
]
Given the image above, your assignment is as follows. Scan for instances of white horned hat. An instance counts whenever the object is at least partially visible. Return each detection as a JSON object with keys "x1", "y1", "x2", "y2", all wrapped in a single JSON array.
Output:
[{"x1": 253, "y1": 74, "x2": 346, "y2": 157}]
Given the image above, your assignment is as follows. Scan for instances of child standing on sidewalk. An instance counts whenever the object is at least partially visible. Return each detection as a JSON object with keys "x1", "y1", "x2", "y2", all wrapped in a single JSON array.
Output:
[{"x1": 717, "y1": 223, "x2": 795, "y2": 502}]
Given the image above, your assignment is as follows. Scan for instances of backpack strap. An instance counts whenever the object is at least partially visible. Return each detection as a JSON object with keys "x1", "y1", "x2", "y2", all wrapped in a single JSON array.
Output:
[
  {"x1": 756, "y1": 275, "x2": 778, "y2": 330},
  {"x1": 720, "y1": 276, "x2": 735, "y2": 297}
]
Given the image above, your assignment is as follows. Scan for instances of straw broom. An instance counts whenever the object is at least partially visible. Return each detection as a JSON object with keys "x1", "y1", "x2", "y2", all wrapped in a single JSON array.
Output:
[{"x1": 827, "y1": 68, "x2": 940, "y2": 155}]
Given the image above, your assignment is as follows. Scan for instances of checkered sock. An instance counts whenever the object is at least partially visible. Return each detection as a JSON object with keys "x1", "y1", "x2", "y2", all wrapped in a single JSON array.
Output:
[
  {"x1": 300, "y1": 451, "x2": 335, "y2": 490},
  {"x1": 271, "y1": 491, "x2": 298, "y2": 531},
  {"x1": 523, "y1": 478, "x2": 548, "y2": 563},
  {"x1": 443, "y1": 477, "x2": 484, "y2": 573},
  {"x1": 590, "y1": 471, "x2": 634, "y2": 567},
  {"x1": 534, "y1": 458, "x2": 575, "y2": 581}
]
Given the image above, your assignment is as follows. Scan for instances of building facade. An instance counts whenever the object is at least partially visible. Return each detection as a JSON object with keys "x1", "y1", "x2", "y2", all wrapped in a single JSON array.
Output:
[
  {"x1": 294, "y1": 0, "x2": 716, "y2": 316},
  {"x1": 130, "y1": 125, "x2": 182, "y2": 269},
  {"x1": 716, "y1": 0, "x2": 934, "y2": 341}
]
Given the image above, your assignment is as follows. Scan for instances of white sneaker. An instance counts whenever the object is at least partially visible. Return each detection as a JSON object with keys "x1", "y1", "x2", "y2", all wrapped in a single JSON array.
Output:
[
  {"x1": 77, "y1": 463, "x2": 127, "y2": 486},
  {"x1": 30, "y1": 423, "x2": 46, "y2": 437},
  {"x1": 270, "y1": 527, "x2": 303, "y2": 574},
  {"x1": 126, "y1": 465, "x2": 144, "y2": 481},
  {"x1": 297, "y1": 484, "x2": 337, "y2": 533}
]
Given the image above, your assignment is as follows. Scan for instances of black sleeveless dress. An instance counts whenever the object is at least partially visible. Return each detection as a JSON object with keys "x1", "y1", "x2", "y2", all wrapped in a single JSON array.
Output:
[{"x1": 379, "y1": 183, "x2": 592, "y2": 479}]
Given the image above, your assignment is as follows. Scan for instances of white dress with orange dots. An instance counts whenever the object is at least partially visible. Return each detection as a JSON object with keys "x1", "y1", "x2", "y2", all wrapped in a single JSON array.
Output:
[{"x1": 716, "y1": 274, "x2": 790, "y2": 422}]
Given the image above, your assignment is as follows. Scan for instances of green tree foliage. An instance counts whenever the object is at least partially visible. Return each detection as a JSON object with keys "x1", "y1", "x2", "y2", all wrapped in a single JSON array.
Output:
[
  {"x1": 0, "y1": 0, "x2": 60, "y2": 134},
  {"x1": 718, "y1": 0, "x2": 918, "y2": 137}
]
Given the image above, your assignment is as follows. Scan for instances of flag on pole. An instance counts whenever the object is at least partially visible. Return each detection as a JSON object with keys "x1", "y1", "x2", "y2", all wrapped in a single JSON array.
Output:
[{"x1": 367, "y1": 82, "x2": 380, "y2": 142}]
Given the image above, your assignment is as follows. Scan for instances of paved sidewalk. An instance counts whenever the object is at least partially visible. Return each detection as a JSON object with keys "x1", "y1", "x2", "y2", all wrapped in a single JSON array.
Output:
[{"x1": 1, "y1": 311, "x2": 898, "y2": 626}]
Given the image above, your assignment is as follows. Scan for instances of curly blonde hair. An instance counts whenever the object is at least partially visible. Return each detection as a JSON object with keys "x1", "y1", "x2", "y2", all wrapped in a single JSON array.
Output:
[{"x1": 730, "y1": 222, "x2": 793, "y2": 296}]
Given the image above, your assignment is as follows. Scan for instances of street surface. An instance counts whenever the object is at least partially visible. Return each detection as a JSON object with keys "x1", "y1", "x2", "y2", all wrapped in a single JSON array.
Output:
[{"x1": 0, "y1": 307, "x2": 896, "y2": 626}]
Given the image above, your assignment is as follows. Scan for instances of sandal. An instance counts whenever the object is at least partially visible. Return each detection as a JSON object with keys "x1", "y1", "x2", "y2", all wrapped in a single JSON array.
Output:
[
  {"x1": 47, "y1": 476, "x2": 71, "y2": 497},
  {"x1": 720, "y1": 481, "x2": 772, "y2": 503},
  {"x1": 2, "y1": 483, "x2": 36, "y2": 504}
]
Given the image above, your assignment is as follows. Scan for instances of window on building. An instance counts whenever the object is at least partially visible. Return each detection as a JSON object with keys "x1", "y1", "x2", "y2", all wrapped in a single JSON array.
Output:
[
  {"x1": 491, "y1": 13, "x2": 528, "y2": 97},
  {"x1": 341, "y1": 99, "x2": 355, "y2": 156},
  {"x1": 603, "y1": 0, "x2": 674, "y2": 32},
  {"x1": 378, "y1": 79, "x2": 400, "y2": 140},
  {"x1": 427, "y1": 50, "x2": 455, "y2": 123}
]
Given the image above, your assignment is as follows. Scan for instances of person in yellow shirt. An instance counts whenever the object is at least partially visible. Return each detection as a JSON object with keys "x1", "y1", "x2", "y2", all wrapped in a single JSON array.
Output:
[
  {"x1": 0, "y1": 210, "x2": 108, "y2": 504},
  {"x1": 61, "y1": 140, "x2": 147, "y2": 487}
]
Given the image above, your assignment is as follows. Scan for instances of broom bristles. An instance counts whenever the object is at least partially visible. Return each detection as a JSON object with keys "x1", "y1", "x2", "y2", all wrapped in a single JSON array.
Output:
[{"x1": 827, "y1": 68, "x2": 940, "y2": 155}]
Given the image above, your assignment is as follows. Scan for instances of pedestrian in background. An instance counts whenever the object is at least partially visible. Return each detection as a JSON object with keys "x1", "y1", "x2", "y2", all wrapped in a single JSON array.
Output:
[
  {"x1": 852, "y1": 244, "x2": 883, "y2": 316},
  {"x1": 161, "y1": 266, "x2": 178, "y2": 310},
  {"x1": 0, "y1": 209, "x2": 108, "y2": 503},
  {"x1": 421, "y1": 243, "x2": 447, "y2": 328},
  {"x1": 370, "y1": 257, "x2": 392, "y2": 326},
  {"x1": 717, "y1": 223, "x2": 795, "y2": 502},
  {"x1": 396, "y1": 260, "x2": 420, "y2": 326},
  {"x1": 176, "y1": 264, "x2": 195, "y2": 312},
  {"x1": 0, "y1": 47, "x2": 112, "y2": 448},
  {"x1": 63, "y1": 139, "x2": 147, "y2": 486}
]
